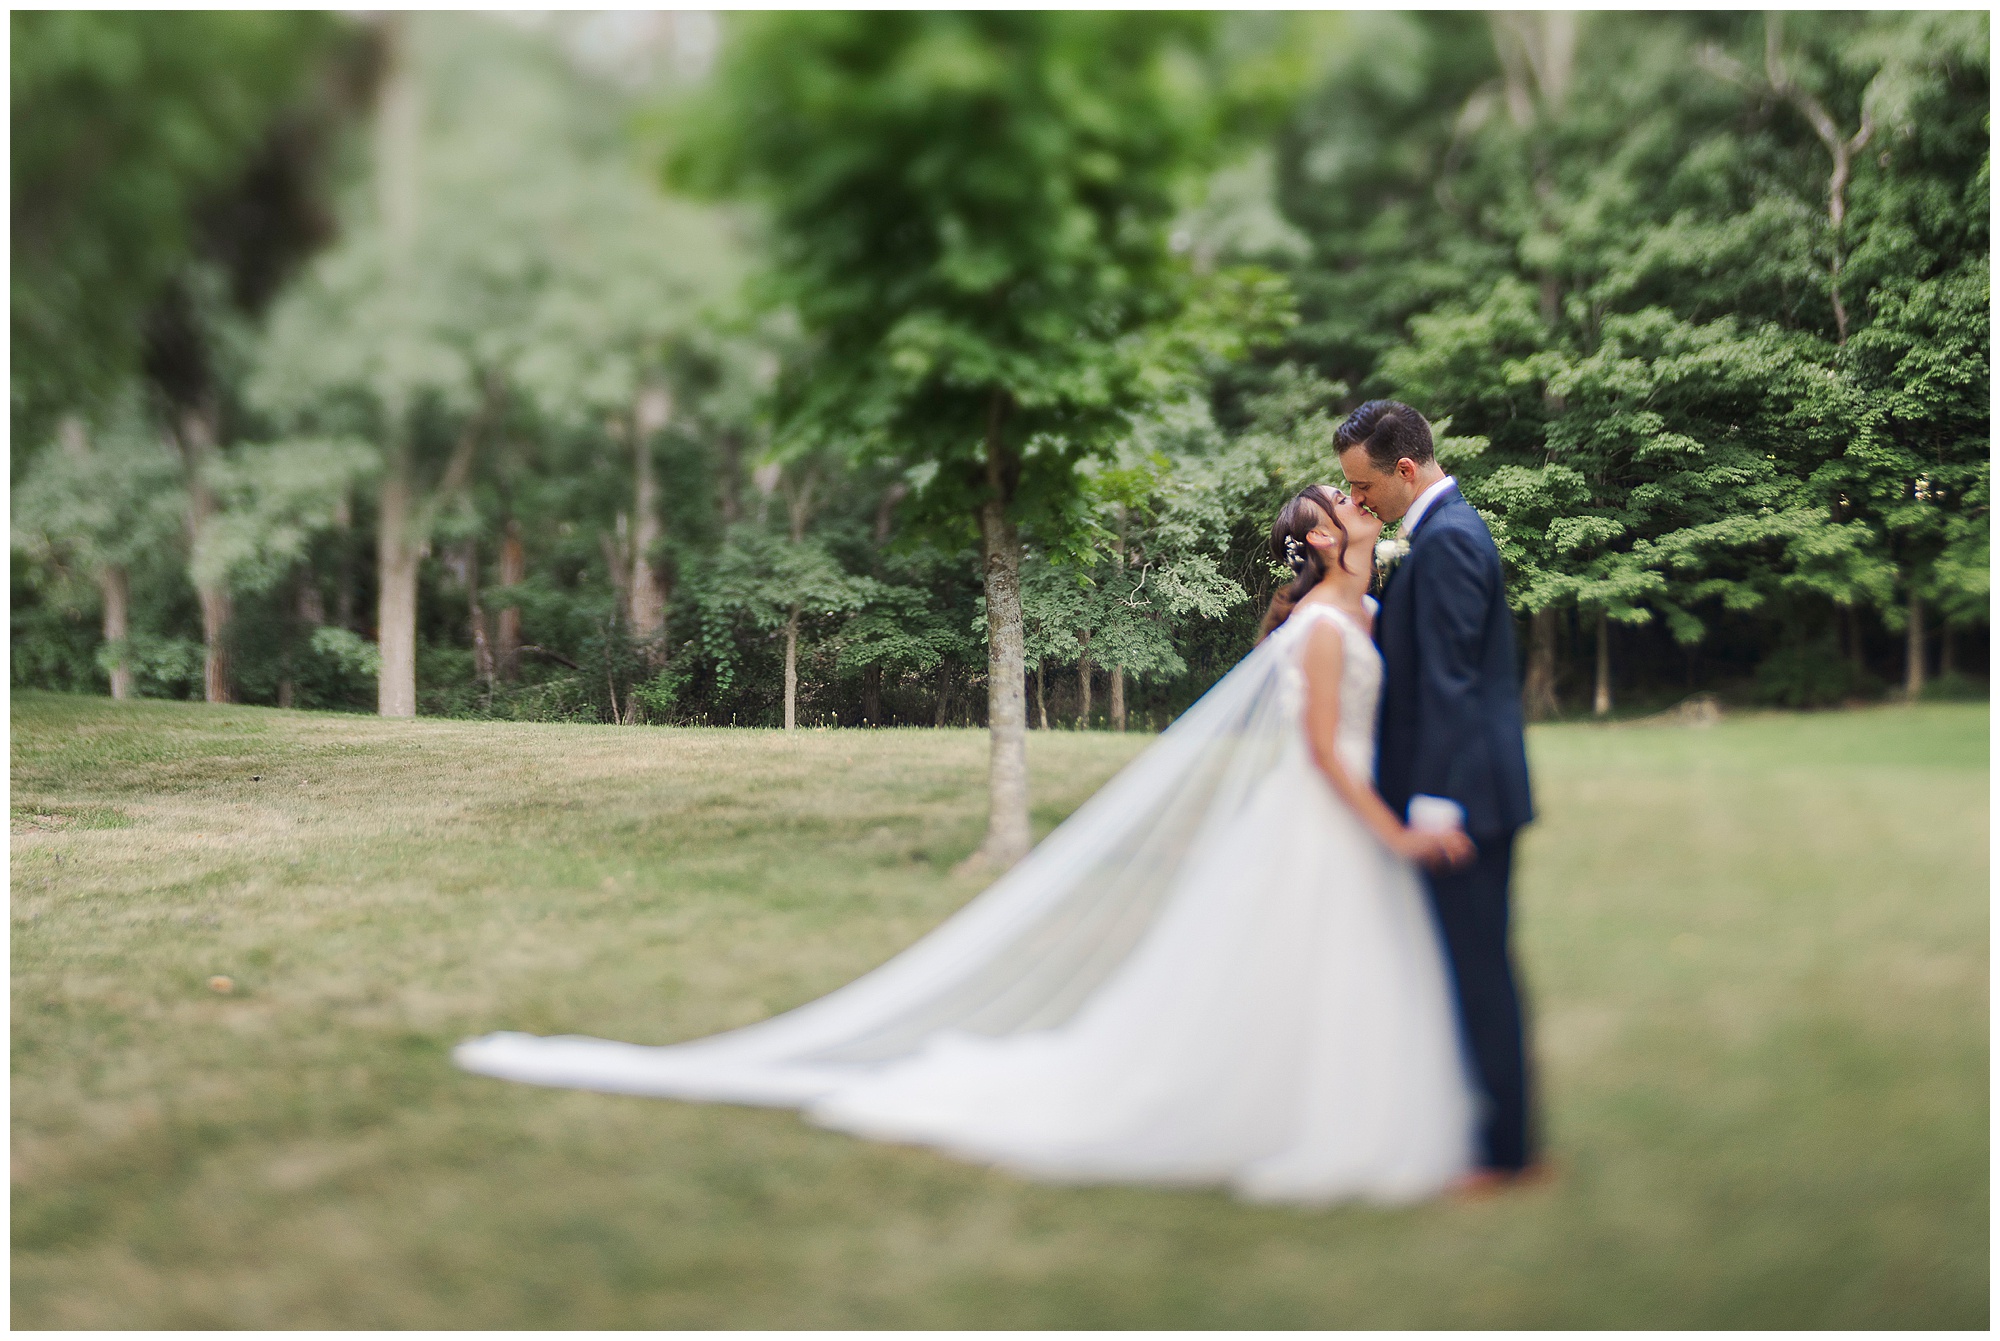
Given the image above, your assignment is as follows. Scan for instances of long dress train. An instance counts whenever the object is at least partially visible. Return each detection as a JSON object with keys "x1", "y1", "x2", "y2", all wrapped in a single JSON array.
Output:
[{"x1": 456, "y1": 602, "x2": 1477, "y2": 1205}]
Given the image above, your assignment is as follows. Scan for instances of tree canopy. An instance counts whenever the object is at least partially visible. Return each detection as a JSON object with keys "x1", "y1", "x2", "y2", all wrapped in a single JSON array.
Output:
[
  {"x1": 11, "y1": 11, "x2": 341, "y2": 446},
  {"x1": 10, "y1": 11, "x2": 1989, "y2": 738}
]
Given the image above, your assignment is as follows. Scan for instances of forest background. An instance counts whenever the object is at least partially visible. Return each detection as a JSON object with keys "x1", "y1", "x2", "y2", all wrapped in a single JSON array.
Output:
[{"x1": 12, "y1": 10, "x2": 1990, "y2": 745}]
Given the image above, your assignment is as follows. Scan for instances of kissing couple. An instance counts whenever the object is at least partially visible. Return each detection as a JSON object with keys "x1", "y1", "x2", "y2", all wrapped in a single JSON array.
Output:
[{"x1": 459, "y1": 399, "x2": 1543, "y2": 1205}]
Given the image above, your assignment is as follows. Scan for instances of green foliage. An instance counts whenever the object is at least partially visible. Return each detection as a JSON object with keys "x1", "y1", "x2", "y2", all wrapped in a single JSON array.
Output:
[
  {"x1": 12, "y1": 395, "x2": 186, "y2": 580},
  {"x1": 196, "y1": 439, "x2": 379, "y2": 595},
  {"x1": 121, "y1": 632, "x2": 208, "y2": 700},
  {"x1": 679, "y1": 12, "x2": 1247, "y2": 535},
  {"x1": 629, "y1": 664, "x2": 693, "y2": 721},
  {"x1": 10, "y1": 10, "x2": 340, "y2": 444},
  {"x1": 1920, "y1": 670, "x2": 1987, "y2": 703},
  {"x1": 10, "y1": 578, "x2": 100, "y2": 694},
  {"x1": 682, "y1": 525, "x2": 879, "y2": 695},
  {"x1": 1015, "y1": 398, "x2": 1269, "y2": 690},
  {"x1": 10, "y1": 14, "x2": 1987, "y2": 721},
  {"x1": 308, "y1": 625, "x2": 382, "y2": 683},
  {"x1": 1753, "y1": 638, "x2": 1879, "y2": 708},
  {"x1": 253, "y1": 18, "x2": 639, "y2": 438},
  {"x1": 836, "y1": 570, "x2": 981, "y2": 682},
  {"x1": 1280, "y1": 11, "x2": 1987, "y2": 696}
]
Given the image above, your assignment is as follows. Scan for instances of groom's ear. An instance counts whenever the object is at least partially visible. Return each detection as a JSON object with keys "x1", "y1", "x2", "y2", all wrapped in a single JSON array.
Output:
[{"x1": 1395, "y1": 457, "x2": 1420, "y2": 483}]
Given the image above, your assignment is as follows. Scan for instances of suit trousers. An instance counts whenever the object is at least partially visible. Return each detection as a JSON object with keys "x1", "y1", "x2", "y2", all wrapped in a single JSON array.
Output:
[{"x1": 1422, "y1": 829, "x2": 1534, "y2": 1171}]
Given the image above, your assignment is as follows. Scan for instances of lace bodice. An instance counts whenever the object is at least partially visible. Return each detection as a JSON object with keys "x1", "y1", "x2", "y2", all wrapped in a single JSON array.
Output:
[{"x1": 1278, "y1": 601, "x2": 1381, "y2": 781}]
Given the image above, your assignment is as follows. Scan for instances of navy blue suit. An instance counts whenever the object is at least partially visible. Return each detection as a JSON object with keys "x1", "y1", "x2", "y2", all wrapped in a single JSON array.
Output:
[{"x1": 1374, "y1": 487, "x2": 1537, "y2": 1171}]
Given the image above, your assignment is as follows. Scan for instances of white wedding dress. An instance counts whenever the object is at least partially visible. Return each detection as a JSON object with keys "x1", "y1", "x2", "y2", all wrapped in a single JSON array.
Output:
[{"x1": 457, "y1": 601, "x2": 1477, "y2": 1204}]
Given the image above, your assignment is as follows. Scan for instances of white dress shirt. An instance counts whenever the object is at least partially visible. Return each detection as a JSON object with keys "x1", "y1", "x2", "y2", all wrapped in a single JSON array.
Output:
[{"x1": 1398, "y1": 475, "x2": 1468, "y2": 833}]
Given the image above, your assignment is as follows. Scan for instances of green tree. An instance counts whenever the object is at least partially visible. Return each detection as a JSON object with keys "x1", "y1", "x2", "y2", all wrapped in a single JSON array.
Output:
[
  {"x1": 680, "y1": 520, "x2": 877, "y2": 730},
  {"x1": 1050, "y1": 408, "x2": 1254, "y2": 729},
  {"x1": 254, "y1": 14, "x2": 739, "y2": 716},
  {"x1": 682, "y1": 12, "x2": 1249, "y2": 864},
  {"x1": 14, "y1": 12, "x2": 354, "y2": 704},
  {"x1": 1791, "y1": 14, "x2": 1990, "y2": 696},
  {"x1": 511, "y1": 137, "x2": 746, "y2": 667},
  {"x1": 10, "y1": 11, "x2": 338, "y2": 447},
  {"x1": 1280, "y1": 11, "x2": 1987, "y2": 713},
  {"x1": 11, "y1": 396, "x2": 185, "y2": 699}
]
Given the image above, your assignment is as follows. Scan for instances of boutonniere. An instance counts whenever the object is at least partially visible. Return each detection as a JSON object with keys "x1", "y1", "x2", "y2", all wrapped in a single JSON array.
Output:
[{"x1": 1374, "y1": 534, "x2": 1411, "y2": 580}]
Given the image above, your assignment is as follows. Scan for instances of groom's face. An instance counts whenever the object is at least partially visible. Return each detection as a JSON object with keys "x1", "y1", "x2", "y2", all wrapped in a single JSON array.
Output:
[{"x1": 1337, "y1": 447, "x2": 1421, "y2": 524}]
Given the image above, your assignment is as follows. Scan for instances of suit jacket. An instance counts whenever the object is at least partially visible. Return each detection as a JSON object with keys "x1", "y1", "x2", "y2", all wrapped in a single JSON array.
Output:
[{"x1": 1374, "y1": 489, "x2": 1535, "y2": 838}]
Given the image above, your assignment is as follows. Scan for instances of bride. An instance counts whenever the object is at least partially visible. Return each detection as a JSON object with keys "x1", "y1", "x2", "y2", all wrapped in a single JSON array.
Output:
[{"x1": 458, "y1": 485, "x2": 1482, "y2": 1205}]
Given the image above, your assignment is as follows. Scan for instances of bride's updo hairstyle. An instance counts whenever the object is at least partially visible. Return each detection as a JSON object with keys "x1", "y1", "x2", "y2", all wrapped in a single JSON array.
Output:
[{"x1": 1257, "y1": 483, "x2": 1351, "y2": 642}]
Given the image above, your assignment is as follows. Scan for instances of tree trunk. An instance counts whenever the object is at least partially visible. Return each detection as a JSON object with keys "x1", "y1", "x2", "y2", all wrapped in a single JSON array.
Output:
[
  {"x1": 298, "y1": 572, "x2": 326, "y2": 628},
  {"x1": 1905, "y1": 588, "x2": 1926, "y2": 699},
  {"x1": 334, "y1": 489, "x2": 357, "y2": 632},
  {"x1": 496, "y1": 518, "x2": 524, "y2": 679},
  {"x1": 178, "y1": 406, "x2": 232, "y2": 704},
  {"x1": 784, "y1": 604, "x2": 800, "y2": 731},
  {"x1": 1523, "y1": 606, "x2": 1560, "y2": 721},
  {"x1": 457, "y1": 541, "x2": 494, "y2": 687},
  {"x1": 961, "y1": 388, "x2": 1031, "y2": 870},
  {"x1": 717, "y1": 431, "x2": 743, "y2": 525},
  {"x1": 630, "y1": 387, "x2": 670, "y2": 664},
  {"x1": 874, "y1": 481, "x2": 910, "y2": 546},
  {"x1": 375, "y1": 13, "x2": 421, "y2": 248},
  {"x1": 1765, "y1": 14, "x2": 1873, "y2": 345},
  {"x1": 282, "y1": 571, "x2": 325, "y2": 711},
  {"x1": 1035, "y1": 661, "x2": 1049, "y2": 730},
  {"x1": 1490, "y1": 11, "x2": 1577, "y2": 126},
  {"x1": 933, "y1": 668, "x2": 953, "y2": 728},
  {"x1": 198, "y1": 586, "x2": 232, "y2": 705},
  {"x1": 64, "y1": 421, "x2": 136, "y2": 703},
  {"x1": 1491, "y1": 12, "x2": 1575, "y2": 381},
  {"x1": 862, "y1": 663, "x2": 883, "y2": 726},
  {"x1": 602, "y1": 514, "x2": 632, "y2": 622},
  {"x1": 1106, "y1": 517, "x2": 1128, "y2": 734},
  {"x1": 1593, "y1": 612, "x2": 1612, "y2": 718},
  {"x1": 374, "y1": 14, "x2": 420, "y2": 720},
  {"x1": 977, "y1": 497, "x2": 1029, "y2": 865},
  {"x1": 377, "y1": 450, "x2": 420, "y2": 718},
  {"x1": 1077, "y1": 647, "x2": 1093, "y2": 729},
  {"x1": 99, "y1": 565, "x2": 132, "y2": 700}
]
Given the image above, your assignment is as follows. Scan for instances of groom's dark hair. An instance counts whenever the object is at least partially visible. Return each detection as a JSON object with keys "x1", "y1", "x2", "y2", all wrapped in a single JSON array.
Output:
[{"x1": 1336, "y1": 400, "x2": 1434, "y2": 473}]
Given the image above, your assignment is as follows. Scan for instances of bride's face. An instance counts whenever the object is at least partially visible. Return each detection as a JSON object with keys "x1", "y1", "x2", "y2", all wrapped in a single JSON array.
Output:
[{"x1": 1307, "y1": 490, "x2": 1384, "y2": 574}]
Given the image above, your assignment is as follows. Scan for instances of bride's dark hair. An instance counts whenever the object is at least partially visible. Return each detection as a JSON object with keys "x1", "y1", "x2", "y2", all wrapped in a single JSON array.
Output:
[{"x1": 1258, "y1": 484, "x2": 1352, "y2": 642}]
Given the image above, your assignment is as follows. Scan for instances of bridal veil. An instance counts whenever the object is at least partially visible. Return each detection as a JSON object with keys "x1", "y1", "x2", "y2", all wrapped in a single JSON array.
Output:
[{"x1": 457, "y1": 616, "x2": 1337, "y2": 1106}]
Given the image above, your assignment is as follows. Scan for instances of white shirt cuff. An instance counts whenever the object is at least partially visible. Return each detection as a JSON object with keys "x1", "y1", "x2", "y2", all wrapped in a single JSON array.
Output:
[{"x1": 1408, "y1": 795, "x2": 1467, "y2": 832}]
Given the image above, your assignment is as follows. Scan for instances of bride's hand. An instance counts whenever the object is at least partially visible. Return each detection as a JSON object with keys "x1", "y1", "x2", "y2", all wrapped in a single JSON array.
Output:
[{"x1": 1398, "y1": 827, "x2": 1476, "y2": 870}]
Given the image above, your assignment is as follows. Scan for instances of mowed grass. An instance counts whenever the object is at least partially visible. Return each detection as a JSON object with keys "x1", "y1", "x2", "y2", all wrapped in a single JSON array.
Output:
[{"x1": 10, "y1": 690, "x2": 1988, "y2": 1328}]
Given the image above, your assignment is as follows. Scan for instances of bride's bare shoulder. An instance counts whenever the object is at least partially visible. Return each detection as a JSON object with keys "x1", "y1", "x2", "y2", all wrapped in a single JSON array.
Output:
[{"x1": 1297, "y1": 608, "x2": 1347, "y2": 675}]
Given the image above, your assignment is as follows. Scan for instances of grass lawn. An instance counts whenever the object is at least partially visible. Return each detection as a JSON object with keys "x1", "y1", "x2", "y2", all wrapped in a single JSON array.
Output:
[{"x1": 10, "y1": 690, "x2": 1988, "y2": 1328}]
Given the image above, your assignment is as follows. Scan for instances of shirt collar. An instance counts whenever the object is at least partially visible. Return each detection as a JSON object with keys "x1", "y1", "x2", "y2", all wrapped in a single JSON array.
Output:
[{"x1": 1401, "y1": 475, "x2": 1458, "y2": 539}]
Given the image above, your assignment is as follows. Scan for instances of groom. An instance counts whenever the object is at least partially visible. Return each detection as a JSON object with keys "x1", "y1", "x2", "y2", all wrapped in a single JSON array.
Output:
[{"x1": 1336, "y1": 400, "x2": 1540, "y2": 1190}]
